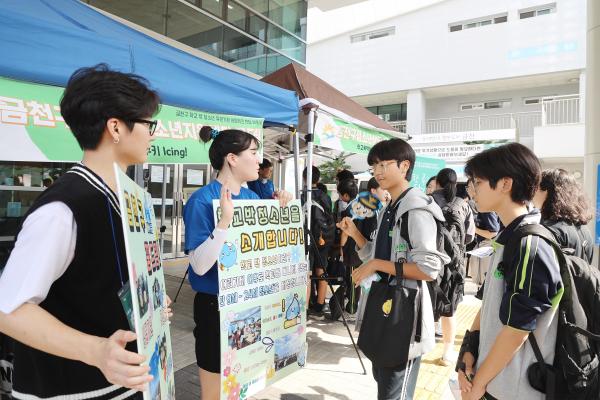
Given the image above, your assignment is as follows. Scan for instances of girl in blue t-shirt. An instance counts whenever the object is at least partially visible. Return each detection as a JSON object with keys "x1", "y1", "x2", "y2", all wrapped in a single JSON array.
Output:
[{"x1": 183, "y1": 126, "x2": 291, "y2": 400}]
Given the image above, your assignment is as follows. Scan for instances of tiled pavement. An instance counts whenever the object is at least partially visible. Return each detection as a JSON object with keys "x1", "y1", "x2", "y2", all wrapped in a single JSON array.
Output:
[{"x1": 163, "y1": 260, "x2": 481, "y2": 400}]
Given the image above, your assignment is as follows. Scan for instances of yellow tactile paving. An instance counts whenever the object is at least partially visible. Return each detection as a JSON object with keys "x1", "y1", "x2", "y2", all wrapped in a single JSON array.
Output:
[{"x1": 414, "y1": 301, "x2": 481, "y2": 399}]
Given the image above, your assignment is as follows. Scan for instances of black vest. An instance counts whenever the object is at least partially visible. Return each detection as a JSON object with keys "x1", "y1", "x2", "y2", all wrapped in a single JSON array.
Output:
[{"x1": 12, "y1": 165, "x2": 139, "y2": 399}]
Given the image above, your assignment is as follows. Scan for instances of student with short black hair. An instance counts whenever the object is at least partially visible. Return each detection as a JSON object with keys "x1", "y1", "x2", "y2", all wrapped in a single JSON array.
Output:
[
  {"x1": 336, "y1": 169, "x2": 354, "y2": 184},
  {"x1": 185, "y1": 127, "x2": 292, "y2": 400},
  {"x1": 430, "y1": 168, "x2": 475, "y2": 367},
  {"x1": 247, "y1": 158, "x2": 278, "y2": 199},
  {"x1": 532, "y1": 168, "x2": 593, "y2": 263},
  {"x1": 338, "y1": 138, "x2": 449, "y2": 400},
  {"x1": 0, "y1": 64, "x2": 162, "y2": 398},
  {"x1": 302, "y1": 166, "x2": 333, "y2": 319},
  {"x1": 457, "y1": 143, "x2": 563, "y2": 400},
  {"x1": 335, "y1": 179, "x2": 359, "y2": 317}
]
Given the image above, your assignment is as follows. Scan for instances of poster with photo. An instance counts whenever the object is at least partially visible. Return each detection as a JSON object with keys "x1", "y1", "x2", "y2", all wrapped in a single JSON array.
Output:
[
  {"x1": 213, "y1": 200, "x2": 308, "y2": 400},
  {"x1": 114, "y1": 165, "x2": 175, "y2": 400}
]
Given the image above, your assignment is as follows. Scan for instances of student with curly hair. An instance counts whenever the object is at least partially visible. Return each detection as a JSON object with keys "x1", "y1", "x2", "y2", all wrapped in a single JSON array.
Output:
[{"x1": 532, "y1": 168, "x2": 593, "y2": 263}]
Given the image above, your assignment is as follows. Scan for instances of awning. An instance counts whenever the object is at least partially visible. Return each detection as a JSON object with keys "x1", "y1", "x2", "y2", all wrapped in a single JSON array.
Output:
[{"x1": 0, "y1": 0, "x2": 298, "y2": 127}]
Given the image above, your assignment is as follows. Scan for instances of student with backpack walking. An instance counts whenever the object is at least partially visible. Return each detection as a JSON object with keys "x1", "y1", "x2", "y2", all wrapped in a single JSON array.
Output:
[
  {"x1": 302, "y1": 166, "x2": 335, "y2": 320},
  {"x1": 456, "y1": 143, "x2": 563, "y2": 400},
  {"x1": 338, "y1": 138, "x2": 449, "y2": 400},
  {"x1": 184, "y1": 128, "x2": 292, "y2": 400},
  {"x1": 532, "y1": 168, "x2": 594, "y2": 264},
  {"x1": 430, "y1": 168, "x2": 475, "y2": 366}
]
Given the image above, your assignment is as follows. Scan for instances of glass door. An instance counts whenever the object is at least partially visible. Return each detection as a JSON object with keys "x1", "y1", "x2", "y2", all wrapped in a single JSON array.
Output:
[
  {"x1": 173, "y1": 164, "x2": 209, "y2": 257},
  {"x1": 144, "y1": 164, "x2": 176, "y2": 258},
  {"x1": 144, "y1": 164, "x2": 209, "y2": 259}
]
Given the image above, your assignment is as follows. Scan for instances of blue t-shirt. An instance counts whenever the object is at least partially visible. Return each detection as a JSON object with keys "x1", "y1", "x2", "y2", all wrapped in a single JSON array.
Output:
[
  {"x1": 247, "y1": 179, "x2": 275, "y2": 200},
  {"x1": 183, "y1": 180, "x2": 259, "y2": 294}
]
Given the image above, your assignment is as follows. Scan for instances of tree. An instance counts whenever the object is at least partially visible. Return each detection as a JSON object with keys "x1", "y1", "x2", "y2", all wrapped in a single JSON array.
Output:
[{"x1": 318, "y1": 152, "x2": 351, "y2": 184}]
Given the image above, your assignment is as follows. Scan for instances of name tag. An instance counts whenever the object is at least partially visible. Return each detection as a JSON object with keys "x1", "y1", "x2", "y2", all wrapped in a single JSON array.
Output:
[{"x1": 395, "y1": 243, "x2": 408, "y2": 252}]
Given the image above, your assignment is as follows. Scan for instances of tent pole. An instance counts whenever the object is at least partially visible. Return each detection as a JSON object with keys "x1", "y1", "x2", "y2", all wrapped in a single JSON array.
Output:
[
  {"x1": 292, "y1": 128, "x2": 301, "y2": 199},
  {"x1": 305, "y1": 109, "x2": 316, "y2": 242},
  {"x1": 159, "y1": 164, "x2": 168, "y2": 254},
  {"x1": 277, "y1": 153, "x2": 283, "y2": 191}
]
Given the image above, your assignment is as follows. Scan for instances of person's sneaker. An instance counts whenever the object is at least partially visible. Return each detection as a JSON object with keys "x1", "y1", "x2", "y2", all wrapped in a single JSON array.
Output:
[
  {"x1": 435, "y1": 320, "x2": 443, "y2": 338},
  {"x1": 436, "y1": 350, "x2": 458, "y2": 367},
  {"x1": 307, "y1": 307, "x2": 325, "y2": 321}
]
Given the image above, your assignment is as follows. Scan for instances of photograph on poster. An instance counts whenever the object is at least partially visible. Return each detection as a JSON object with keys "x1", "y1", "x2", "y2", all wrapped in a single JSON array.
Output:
[
  {"x1": 136, "y1": 273, "x2": 150, "y2": 317},
  {"x1": 227, "y1": 306, "x2": 262, "y2": 350},
  {"x1": 274, "y1": 332, "x2": 303, "y2": 371}
]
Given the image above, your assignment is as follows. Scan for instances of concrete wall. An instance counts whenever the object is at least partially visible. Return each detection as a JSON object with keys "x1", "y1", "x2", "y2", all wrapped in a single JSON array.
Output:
[
  {"x1": 307, "y1": 0, "x2": 586, "y2": 97},
  {"x1": 426, "y1": 84, "x2": 579, "y2": 118}
]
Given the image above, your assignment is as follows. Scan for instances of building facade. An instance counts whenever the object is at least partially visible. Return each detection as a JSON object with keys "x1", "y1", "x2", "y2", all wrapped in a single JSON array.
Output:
[
  {"x1": 87, "y1": 0, "x2": 307, "y2": 77},
  {"x1": 307, "y1": 0, "x2": 587, "y2": 178}
]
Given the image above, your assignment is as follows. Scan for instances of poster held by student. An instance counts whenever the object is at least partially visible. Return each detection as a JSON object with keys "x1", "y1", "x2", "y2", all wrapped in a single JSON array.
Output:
[
  {"x1": 214, "y1": 199, "x2": 308, "y2": 400},
  {"x1": 114, "y1": 165, "x2": 175, "y2": 400}
]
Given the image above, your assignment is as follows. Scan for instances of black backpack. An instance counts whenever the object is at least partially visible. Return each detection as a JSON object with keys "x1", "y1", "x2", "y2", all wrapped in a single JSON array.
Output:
[
  {"x1": 307, "y1": 195, "x2": 336, "y2": 249},
  {"x1": 502, "y1": 224, "x2": 600, "y2": 400},
  {"x1": 400, "y1": 203, "x2": 465, "y2": 320}
]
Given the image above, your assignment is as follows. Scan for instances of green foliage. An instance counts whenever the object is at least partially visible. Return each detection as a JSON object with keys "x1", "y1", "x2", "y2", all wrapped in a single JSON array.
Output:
[{"x1": 318, "y1": 152, "x2": 351, "y2": 184}]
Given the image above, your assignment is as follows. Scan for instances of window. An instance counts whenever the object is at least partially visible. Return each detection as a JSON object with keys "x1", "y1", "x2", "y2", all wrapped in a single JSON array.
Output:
[
  {"x1": 484, "y1": 100, "x2": 511, "y2": 109},
  {"x1": 449, "y1": 13, "x2": 508, "y2": 32},
  {"x1": 351, "y1": 27, "x2": 395, "y2": 43},
  {"x1": 523, "y1": 95, "x2": 556, "y2": 105},
  {"x1": 460, "y1": 100, "x2": 511, "y2": 111},
  {"x1": 519, "y1": 3, "x2": 556, "y2": 19},
  {"x1": 367, "y1": 104, "x2": 407, "y2": 122},
  {"x1": 460, "y1": 103, "x2": 483, "y2": 111}
]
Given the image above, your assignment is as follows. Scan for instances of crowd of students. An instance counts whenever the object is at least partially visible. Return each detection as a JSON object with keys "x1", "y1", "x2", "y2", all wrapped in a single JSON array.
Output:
[{"x1": 0, "y1": 64, "x2": 597, "y2": 400}]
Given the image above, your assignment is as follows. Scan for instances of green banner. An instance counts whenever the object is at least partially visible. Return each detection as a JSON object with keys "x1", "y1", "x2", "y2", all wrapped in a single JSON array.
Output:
[
  {"x1": 313, "y1": 112, "x2": 397, "y2": 154},
  {"x1": 212, "y1": 200, "x2": 308, "y2": 400},
  {"x1": 412, "y1": 156, "x2": 446, "y2": 192},
  {"x1": 0, "y1": 77, "x2": 263, "y2": 163},
  {"x1": 114, "y1": 165, "x2": 175, "y2": 399}
]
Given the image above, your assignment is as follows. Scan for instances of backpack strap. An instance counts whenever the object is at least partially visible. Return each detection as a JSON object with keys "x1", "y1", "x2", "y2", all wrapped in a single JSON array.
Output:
[
  {"x1": 399, "y1": 211, "x2": 412, "y2": 251},
  {"x1": 397, "y1": 211, "x2": 426, "y2": 342},
  {"x1": 528, "y1": 333, "x2": 557, "y2": 400},
  {"x1": 502, "y1": 223, "x2": 567, "y2": 271}
]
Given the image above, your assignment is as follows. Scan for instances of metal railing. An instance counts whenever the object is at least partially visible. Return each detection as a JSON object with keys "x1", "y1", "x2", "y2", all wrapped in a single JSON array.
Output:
[
  {"x1": 423, "y1": 94, "x2": 580, "y2": 135},
  {"x1": 389, "y1": 120, "x2": 406, "y2": 133},
  {"x1": 542, "y1": 94, "x2": 580, "y2": 126}
]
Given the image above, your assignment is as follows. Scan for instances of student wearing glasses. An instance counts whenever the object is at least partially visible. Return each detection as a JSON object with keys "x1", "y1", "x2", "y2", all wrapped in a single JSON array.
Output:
[{"x1": 0, "y1": 64, "x2": 166, "y2": 398}]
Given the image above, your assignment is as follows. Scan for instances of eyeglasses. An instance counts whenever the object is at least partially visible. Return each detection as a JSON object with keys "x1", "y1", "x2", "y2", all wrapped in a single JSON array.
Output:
[
  {"x1": 368, "y1": 160, "x2": 398, "y2": 174},
  {"x1": 131, "y1": 118, "x2": 158, "y2": 136}
]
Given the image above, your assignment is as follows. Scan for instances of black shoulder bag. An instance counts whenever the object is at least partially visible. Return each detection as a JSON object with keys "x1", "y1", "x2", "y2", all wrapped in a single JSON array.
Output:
[{"x1": 357, "y1": 261, "x2": 421, "y2": 368}]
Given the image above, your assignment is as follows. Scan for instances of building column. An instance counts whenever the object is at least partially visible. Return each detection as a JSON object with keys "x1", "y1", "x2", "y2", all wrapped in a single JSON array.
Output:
[
  {"x1": 579, "y1": 71, "x2": 586, "y2": 123},
  {"x1": 406, "y1": 90, "x2": 426, "y2": 136},
  {"x1": 584, "y1": 0, "x2": 600, "y2": 245}
]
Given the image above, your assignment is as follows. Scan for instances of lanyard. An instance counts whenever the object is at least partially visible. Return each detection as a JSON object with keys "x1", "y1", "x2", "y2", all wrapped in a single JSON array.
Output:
[{"x1": 105, "y1": 192, "x2": 125, "y2": 286}]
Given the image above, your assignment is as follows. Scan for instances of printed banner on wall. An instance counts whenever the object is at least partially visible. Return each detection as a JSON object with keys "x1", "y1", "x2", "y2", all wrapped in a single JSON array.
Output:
[
  {"x1": 212, "y1": 200, "x2": 308, "y2": 400},
  {"x1": 413, "y1": 143, "x2": 500, "y2": 163},
  {"x1": 313, "y1": 112, "x2": 398, "y2": 154},
  {"x1": 412, "y1": 156, "x2": 447, "y2": 192},
  {"x1": 114, "y1": 165, "x2": 175, "y2": 400},
  {"x1": 0, "y1": 77, "x2": 263, "y2": 163}
]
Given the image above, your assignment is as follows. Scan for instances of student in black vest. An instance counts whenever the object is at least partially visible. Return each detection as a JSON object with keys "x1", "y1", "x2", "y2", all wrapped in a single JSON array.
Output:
[{"x1": 0, "y1": 65, "x2": 164, "y2": 398}]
